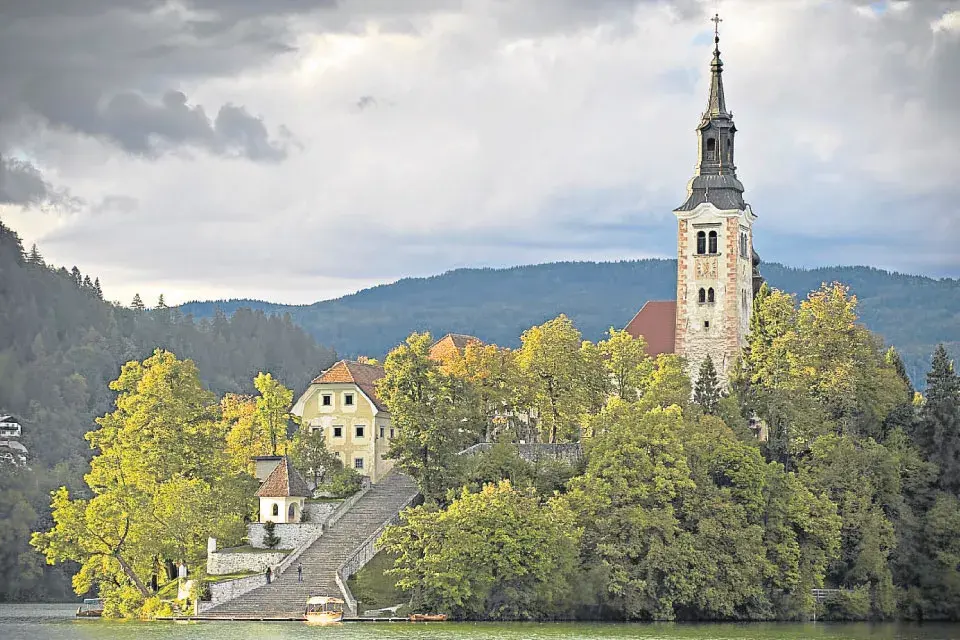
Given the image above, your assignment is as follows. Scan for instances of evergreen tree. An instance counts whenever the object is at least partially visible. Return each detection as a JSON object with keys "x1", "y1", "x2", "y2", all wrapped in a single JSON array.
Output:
[
  {"x1": 694, "y1": 355, "x2": 721, "y2": 415},
  {"x1": 93, "y1": 278, "x2": 103, "y2": 300},
  {"x1": 70, "y1": 266, "x2": 82, "y2": 287},
  {"x1": 27, "y1": 244, "x2": 43, "y2": 265},
  {"x1": 156, "y1": 294, "x2": 166, "y2": 309},
  {"x1": 131, "y1": 293, "x2": 145, "y2": 311},
  {"x1": 82, "y1": 275, "x2": 93, "y2": 290},
  {"x1": 915, "y1": 345, "x2": 960, "y2": 494}
]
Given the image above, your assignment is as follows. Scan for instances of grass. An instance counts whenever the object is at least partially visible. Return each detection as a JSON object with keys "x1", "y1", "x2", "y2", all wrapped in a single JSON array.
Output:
[
  {"x1": 347, "y1": 551, "x2": 406, "y2": 613},
  {"x1": 215, "y1": 545, "x2": 293, "y2": 554}
]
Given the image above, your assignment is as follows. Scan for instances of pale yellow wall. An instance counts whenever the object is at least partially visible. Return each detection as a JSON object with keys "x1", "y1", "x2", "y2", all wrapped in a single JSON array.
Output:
[
  {"x1": 293, "y1": 382, "x2": 397, "y2": 483},
  {"x1": 259, "y1": 496, "x2": 305, "y2": 523}
]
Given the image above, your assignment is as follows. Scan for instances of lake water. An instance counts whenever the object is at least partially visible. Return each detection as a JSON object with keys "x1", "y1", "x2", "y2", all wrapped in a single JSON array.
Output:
[{"x1": 3, "y1": 604, "x2": 960, "y2": 640}]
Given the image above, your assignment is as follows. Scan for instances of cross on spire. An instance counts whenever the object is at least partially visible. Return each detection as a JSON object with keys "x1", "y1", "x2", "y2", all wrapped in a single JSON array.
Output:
[{"x1": 711, "y1": 13, "x2": 722, "y2": 47}]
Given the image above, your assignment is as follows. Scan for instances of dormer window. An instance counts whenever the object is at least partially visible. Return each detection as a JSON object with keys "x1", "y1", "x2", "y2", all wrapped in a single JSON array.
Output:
[
  {"x1": 705, "y1": 138, "x2": 717, "y2": 161},
  {"x1": 708, "y1": 230, "x2": 718, "y2": 254},
  {"x1": 697, "y1": 231, "x2": 707, "y2": 255}
]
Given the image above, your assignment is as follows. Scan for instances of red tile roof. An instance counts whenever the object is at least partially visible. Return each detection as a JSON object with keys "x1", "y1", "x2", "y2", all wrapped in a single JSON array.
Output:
[
  {"x1": 311, "y1": 360, "x2": 387, "y2": 411},
  {"x1": 624, "y1": 300, "x2": 677, "y2": 357},
  {"x1": 256, "y1": 456, "x2": 312, "y2": 498},
  {"x1": 429, "y1": 333, "x2": 483, "y2": 362}
]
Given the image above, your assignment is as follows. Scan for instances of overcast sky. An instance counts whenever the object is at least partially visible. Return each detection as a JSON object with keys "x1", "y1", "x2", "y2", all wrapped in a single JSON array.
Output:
[{"x1": 1, "y1": 0, "x2": 958, "y2": 306}]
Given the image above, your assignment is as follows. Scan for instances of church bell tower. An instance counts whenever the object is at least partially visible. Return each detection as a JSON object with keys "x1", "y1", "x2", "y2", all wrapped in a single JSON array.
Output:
[{"x1": 674, "y1": 15, "x2": 760, "y2": 385}]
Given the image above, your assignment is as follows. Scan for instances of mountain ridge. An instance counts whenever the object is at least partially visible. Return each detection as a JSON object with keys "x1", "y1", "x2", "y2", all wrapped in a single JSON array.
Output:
[{"x1": 178, "y1": 259, "x2": 960, "y2": 386}]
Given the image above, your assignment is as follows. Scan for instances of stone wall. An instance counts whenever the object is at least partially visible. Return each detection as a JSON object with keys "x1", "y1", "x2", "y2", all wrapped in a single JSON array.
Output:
[
  {"x1": 207, "y1": 549, "x2": 288, "y2": 576},
  {"x1": 303, "y1": 501, "x2": 339, "y2": 523},
  {"x1": 248, "y1": 522, "x2": 325, "y2": 550},
  {"x1": 197, "y1": 574, "x2": 267, "y2": 613},
  {"x1": 459, "y1": 442, "x2": 583, "y2": 466}
]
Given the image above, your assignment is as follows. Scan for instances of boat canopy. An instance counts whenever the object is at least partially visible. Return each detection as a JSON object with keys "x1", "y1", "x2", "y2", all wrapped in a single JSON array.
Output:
[{"x1": 306, "y1": 596, "x2": 345, "y2": 606}]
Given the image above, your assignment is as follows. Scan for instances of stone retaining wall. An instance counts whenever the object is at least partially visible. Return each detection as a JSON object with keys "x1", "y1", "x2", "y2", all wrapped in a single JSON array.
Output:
[
  {"x1": 207, "y1": 549, "x2": 288, "y2": 575},
  {"x1": 197, "y1": 574, "x2": 267, "y2": 613},
  {"x1": 303, "y1": 501, "x2": 339, "y2": 523},
  {"x1": 459, "y1": 442, "x2": 583, "y2": 465},
  {"x1": 248, "y1": 523, "x2": 325, "y2": 550}
]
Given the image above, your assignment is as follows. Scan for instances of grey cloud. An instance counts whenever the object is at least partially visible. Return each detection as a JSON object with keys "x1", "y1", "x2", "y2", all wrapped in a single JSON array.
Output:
[{"x1": 0, "y1": 156, "x2": 51, "y2": 205}]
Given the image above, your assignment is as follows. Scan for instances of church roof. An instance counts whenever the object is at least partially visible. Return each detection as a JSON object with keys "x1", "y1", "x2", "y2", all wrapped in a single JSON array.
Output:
[
  {"x1": 624, "y1": 301, "x2": 677, "y2": 357},
  {"x1": 429, "y1": 333, "x2": 483, "y2": 362},
  {"x1": 256, "y1": 456, "x2": 311, "y2": 498},
  {"x1": 311, "y1": 360, "x2": 387, "y2": 411}
]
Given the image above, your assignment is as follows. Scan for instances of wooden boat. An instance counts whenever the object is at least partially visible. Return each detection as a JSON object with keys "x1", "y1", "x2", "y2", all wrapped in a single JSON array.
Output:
[
  {"x1": 76, "y1": 598, "x2": 104, "y2": 618},
  {"x1": 409, "y1": 613, "x2": 447, "y2": 622},
  {"x1": 304, "y1": 596, "x2": 344, "y2": 625}
]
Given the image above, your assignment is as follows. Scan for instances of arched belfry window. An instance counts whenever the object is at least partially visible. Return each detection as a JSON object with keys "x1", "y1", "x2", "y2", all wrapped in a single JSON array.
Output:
[
  {"x1": 271, "y1": 503, "x2": 279, "y2": 517},
  {"x1": 696, "y1": 231, "x2": 706, "y2": 255},
  {"x1": 706, "y1": 137, "x2": 717, "y2": 160},
  {"x1": 698, "y1": 288, "x2": 706, "y2": 304},
  {"x1": 708, "y1": 230, "x2": 718, "y2": 254},
  {"x1": 708, "y1": 288, "x2": 715, "y2": 303}
]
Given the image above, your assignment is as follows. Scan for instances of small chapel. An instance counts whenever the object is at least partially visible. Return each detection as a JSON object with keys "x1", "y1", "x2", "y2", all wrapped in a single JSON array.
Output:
[{"x1": 625, "y1": 15, "x2": 764, "y2": 385}]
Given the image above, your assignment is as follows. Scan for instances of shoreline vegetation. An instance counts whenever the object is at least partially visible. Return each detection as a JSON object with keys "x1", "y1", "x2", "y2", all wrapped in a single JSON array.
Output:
[{"x1": 1, "y1": 220, "x2": 959, "y2": 622}]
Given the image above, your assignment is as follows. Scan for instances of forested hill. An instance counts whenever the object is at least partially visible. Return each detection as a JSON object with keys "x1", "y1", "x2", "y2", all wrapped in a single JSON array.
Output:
[
  {"x1": 180, "y1": 260, "x2": 959, "y2": 385},
  {"x1": 0, "y1": 220, "x2": 335, "y2": 601}
]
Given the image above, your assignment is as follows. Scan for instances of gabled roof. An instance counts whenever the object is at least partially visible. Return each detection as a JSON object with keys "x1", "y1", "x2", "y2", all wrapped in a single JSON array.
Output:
[
  {"x1": 429, "y1": 333, "x2": 482, "y2": 362},
  {"x1": 311, "y1": 360, "x2": 387, "y2": 411},
  {"x1": 624, "y1": 300, "x2": 677, "y2": 357},
  {"x1": 256, "y1": 456, "x2": 311, "y2": 498}
]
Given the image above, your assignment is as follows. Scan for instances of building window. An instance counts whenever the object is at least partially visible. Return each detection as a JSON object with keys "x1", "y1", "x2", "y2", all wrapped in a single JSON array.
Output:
[
  {"x1": 380, "y1": 426, "x2": 385, "y2": 438},
  {"x1": 696, "y1": 231, "x2": 706, "y2": 255},
  {"x1": 354, "y1": 458, "x2": 364, "y2": 470},
  {"x1": 322, "y1": 394, "x2": 332, "y2": 406},
  {"x1": 355, "y1": 425, "x2": 365, "y2": 438},
  {"x1": 708, "y1": 288, "x2": 715, "y2": 304},
  {"x1": 708, "y1": 230, "x2": 718, "y2": 254},
  {"x1": 698, "y1": 288, "x2": 706, "y2": 304},
  {"x1": 333, "y1": 426, "x2": 343, "y2": 438},
  {"x1": 310, "y1": 426, "x2": 322, "y2": 434},
  {"x1": 706, "y1": 137, "x2": 716, "y2": 160},
  {"x1": 272, "y1": 503, "x2": 279, "y2": 517},
  {"x1": 344, "y1": 393, "x2": 354, "y2": 406},
  {"x1": 390, "y1": 428, "x2": 395, "y2": 438},
  {"x1": 288, "y1": 504, "x2": 296, "y2": 519},
  {"x1": 726, "y1": 139, "x2": 733, "y2": 161},
  {"x1": 704, "y1": 321, "x2": 710, "y2": 329}
]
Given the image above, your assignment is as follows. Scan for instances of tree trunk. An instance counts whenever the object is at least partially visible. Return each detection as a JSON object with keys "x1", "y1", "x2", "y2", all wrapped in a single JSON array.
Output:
[{"x1": 115, "y1": 553, "x2": 150, "y2": 596}]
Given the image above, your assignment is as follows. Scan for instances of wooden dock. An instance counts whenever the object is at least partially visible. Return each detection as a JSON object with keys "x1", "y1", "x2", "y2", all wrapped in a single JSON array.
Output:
[{"x1": 156, "y1": 616, "x2": 429, "y2": 622}]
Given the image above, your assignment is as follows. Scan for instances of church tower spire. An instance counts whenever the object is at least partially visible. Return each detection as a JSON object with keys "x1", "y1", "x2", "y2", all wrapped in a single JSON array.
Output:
[{"x1": 672, "y1": 14, "x2": 760, "y2": 387}]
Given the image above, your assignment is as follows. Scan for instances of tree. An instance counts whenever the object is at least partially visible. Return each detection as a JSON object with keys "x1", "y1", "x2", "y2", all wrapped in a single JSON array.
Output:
[
  {"x1": 131, "y1": 293, "x2": 145, "y2": 311},
  {"x1": 31, "y1": 351, "x2": 254, "y2": 615},
  {"x1": 27, "y1": 244, "x2": 43, "y2": 266},
  {"x1": 253, "y1": 372, "x2": 296, "y2": 456},
  {"x1": 514, "y1": 315, "x2": 601, "y2": 443},
  {"x1": 381, "y1": 480, "x2": 580, "y2": 620},
  {"x1": 693, "y1": 355, "x2": 721, "y2": 415},
  {"x1": 914, "y1": 345, "x2": 960, "y2": 494},
  {"x1": 156, "y1": 294, "x2": 166, "y2": 309},
  {"x1": 378, "y1": 333, "x2": 480, "y2": 502},
  {"x1": 291, "y1": 428, "x2": 342, "y2": 488},
  {"x1": 596, "y1": 327, "x2": 652, "y2": 401},
  {"x1": 93, "y1": 278, "x2": 103, "y2": 300}
]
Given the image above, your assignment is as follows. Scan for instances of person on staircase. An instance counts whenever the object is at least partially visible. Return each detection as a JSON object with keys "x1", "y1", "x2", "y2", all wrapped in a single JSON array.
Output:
[{"x1": 297, "y1": 562, "x2": 303, "y2": 583}]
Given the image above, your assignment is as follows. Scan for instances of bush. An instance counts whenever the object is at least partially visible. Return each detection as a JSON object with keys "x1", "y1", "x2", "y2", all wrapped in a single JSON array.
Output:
[
  {"x1": 822, "y1": 587, "x2": 872, "y2": 621},
  {"x1": 325, "y1": 468, "x2": 364, "y2": 498},
  {"x1": 140, "y1": 596, "x2": 174, "y2": 619}
]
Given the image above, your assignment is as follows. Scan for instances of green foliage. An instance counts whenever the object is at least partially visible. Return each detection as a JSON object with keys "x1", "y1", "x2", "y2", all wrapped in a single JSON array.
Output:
[
  {"x1": 914, "y1": 345, "x2": 960, "y2": 494},
  {"x1": 262, "y1": 521, "x2": 281, "y2": 549},
  {"x1": 0, "y1": 221, "x2": 334, "y2": 601},
  {"x1": 460, "y1": 443, "x2": 578, "y2": 497},
  {"x1": 381, "y1": 480, "x2": 580, "y2": 620},
  {"x1": 693, "y1": 355, "x2": 721, "y2": 415},
  {"x1": 377, "y1": 332, "x2": 481, "y2": 502},
  {"x1": 291, "y1": 428, "x2": 342, "y2": 488},
  {"x1": 30, "y1": 351, "x2": 257, "y2": 616},
  {"x1": 324, "y1": 468, "x2": 363, "y2": 498}
]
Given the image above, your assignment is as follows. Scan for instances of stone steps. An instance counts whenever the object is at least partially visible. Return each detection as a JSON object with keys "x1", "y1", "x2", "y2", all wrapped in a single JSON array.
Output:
[{"x1": 203, "y1": 472, "x2": 418, "y2": 617}]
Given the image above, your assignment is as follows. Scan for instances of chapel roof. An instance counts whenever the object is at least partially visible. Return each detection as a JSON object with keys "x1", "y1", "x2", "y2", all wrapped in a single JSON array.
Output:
[
  {"x1": 624, "y1": 300, "x2": 677, "y2": 357},
  {"x1": 255, "y1": 456, "x2": 312, "y2": 498}
]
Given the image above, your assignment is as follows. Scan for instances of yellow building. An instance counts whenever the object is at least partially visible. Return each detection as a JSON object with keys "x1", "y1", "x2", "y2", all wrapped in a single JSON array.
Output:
[{"x1": 291, "y1": 360, "x2": 395, "y2": 483}]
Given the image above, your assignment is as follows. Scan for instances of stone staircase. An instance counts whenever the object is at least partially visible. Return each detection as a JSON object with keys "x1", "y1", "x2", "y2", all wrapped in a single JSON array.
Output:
[{"x1": 203, "y1": 472, "x2": 419, "y2": 618}]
